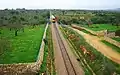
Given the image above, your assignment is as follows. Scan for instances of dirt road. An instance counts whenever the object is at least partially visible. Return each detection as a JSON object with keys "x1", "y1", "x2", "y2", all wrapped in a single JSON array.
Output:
[
  {"x1": 51, "y1": 23, "x2": 84, "y2": 75},
  {"x1": 71, "y1": 27, "x2": 120, "y2": 64}
]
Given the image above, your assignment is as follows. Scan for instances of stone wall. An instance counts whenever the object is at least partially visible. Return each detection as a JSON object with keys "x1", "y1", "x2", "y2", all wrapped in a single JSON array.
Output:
[
  {"x1": 104, "y1": 36, "x2": 120, "y2": 48},
  {"x1": 72, "y1": 24, "x2": 120, "y2": 48},
  {"x1": 0, "y1": 23, "x2": 49, "y2": 75},
  {"x1": 106, "y1": 32, "x2": 115, "y2": 38},
  {"x1": 0, "y1": 63, "x2": 36, "y2": 75},
  {"x1": 71, "y1": 24, "x2": 106, "y2": 37}
]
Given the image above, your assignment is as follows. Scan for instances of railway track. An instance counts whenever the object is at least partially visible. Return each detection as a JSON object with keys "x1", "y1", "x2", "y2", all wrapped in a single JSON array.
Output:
[{"x1": 53, "y1": 23, "x2": 77, "y2": 75}]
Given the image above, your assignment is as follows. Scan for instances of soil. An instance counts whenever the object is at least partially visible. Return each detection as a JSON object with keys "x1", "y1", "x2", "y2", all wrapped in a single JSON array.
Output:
[
  {"x1": 71, "y1": 27, "x2": 120, "y2": 64},
  {"x1": 57, "y1": 25, "x2": 84, "y2": 75},
  {"x1": 51, "y1": 23, "x2": 84, "y2": 75},
  {"x1": 51, "y1": 24, "x2": 68, "y2": 75}
]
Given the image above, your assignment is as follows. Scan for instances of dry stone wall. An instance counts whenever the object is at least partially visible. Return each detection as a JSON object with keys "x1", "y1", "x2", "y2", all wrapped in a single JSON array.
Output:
[
  {"x1": 104, "y1": 36, "x2": 120, "y2": 48},
  {"x1": 71, "y1": 24, "x2": 106, "y2": 37},
  {"x1": 72, "y1": 24, "x2": 120, "y2": 48},
  {"x1": 0, "y1": 23, "x2": 49, "y2": 75}
]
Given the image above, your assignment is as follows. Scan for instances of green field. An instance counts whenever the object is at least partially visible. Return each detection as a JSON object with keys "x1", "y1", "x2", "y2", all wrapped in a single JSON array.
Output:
[
  {"x1": 112, "y1": 37, "x2": 120, "y2": 42},
  {"x1": 0, "y1": 25, "x2": 45, "y2": 64},
  {"x1": 84, "y1": 24, "x2": 120, "y2": 31}
]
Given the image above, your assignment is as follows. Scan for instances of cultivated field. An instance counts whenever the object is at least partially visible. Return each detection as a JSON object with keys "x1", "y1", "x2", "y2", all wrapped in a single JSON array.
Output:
[{"x1": 0, "y1": 25, "x2": 45, "y2": 64}]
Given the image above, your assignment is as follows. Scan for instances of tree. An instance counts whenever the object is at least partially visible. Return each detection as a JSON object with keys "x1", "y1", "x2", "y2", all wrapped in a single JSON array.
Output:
[
  {"x1": 84, "y1": 13, "x2": 93, "y2": 27},
  {"x1": 62, "y1": 10, "x2": 66, "y2": 15},
  {"x1": 8, "y1": 15, "x2": 23, "y2": 36},
  {"x1": 9, "y1": 24, "x2": 23, "y2": 36},
  {"x1": 0, "y1": 25, "x2": 2, "y2": 34},
  {"x1": 71, "y1": 18, "x2": 79, "y2": 24},
  {"x1": 114, "y1": 19, "x2": 120, "y2": 28},
  {"x1": 34, "y1": 16, "x2": 38, "y2": 19},
  {"x1": 0, "y1": 37, "x2": 11, "y2": 55},
  {"x1": 0, "y1": 18, "x2": 9, "y2": 34},
  {"x1": 0, "y1": 19, "x2": 3, "y2": 34},
  {"x1": 86, "y1": 20, "x2": 92, "y2": 27}
]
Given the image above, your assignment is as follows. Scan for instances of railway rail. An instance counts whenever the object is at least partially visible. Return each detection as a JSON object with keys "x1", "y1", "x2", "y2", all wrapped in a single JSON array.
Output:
[{"x1": 53, "y1": 23, "x2": 77, "y2": 75}]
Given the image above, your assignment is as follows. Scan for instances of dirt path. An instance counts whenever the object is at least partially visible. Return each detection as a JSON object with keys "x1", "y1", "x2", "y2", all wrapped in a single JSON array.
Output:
[{"x1": 71, "y1": 27, "x2": 120, "y2": 64}]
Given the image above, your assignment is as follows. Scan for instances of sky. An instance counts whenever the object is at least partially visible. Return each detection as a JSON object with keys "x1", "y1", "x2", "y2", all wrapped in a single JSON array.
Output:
[{"x1": 0, "y1": 0, "x2": 120, "y2": 10}]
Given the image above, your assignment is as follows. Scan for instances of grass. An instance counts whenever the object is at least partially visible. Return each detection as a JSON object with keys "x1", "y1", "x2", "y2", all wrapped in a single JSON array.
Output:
[
  {"x1": 39, "y1": 26, "x2": 48, "y2": 74},
  {"x1": 60, "y1": 26, "x2": 93, "y2": 75},
  {"x1": 112, "y1": 37, "x2": 120, "y2": 42},
  {"x1": 81, "y1": 29, "x2": 96, "y2": 36},
  {"x1": 84, "y1": 24, "x2": 120, "y2": 31},
  {"x1": 48, "y1": 26, "x2": 56, "y2": 75},
  {"x1": 61, "y1": 26, "x2": 120, "y2": 75},
  {"x1": 39, "y1": 43, "x2": 48, "y2": 73},
  {"x1": 0, "y1": 25, "x2": 45, "y2": 64},
  {"x1": 39, "y1": 25, "x2": 56, "y2": 75},
  {"x1": 101, "y1": 40, "x2": 120, "y2": 53}
]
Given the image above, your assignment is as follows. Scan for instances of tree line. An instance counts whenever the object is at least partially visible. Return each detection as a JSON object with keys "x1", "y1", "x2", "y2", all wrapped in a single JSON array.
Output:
[
  {"x1": 0, "y1": 9, "x2": 50, "y2": 56},
  {"x1": 0, "y1": 9, "x2": 50, "y2": 36},
  {"x1": 54, "y1": 10, "x2": 120, "y2": 27}
]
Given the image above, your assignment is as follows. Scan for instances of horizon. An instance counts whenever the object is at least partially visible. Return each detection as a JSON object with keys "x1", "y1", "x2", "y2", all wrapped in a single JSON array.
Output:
[{"x1": 0, "y1": 8, "x2": 119, "y2": 10}]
